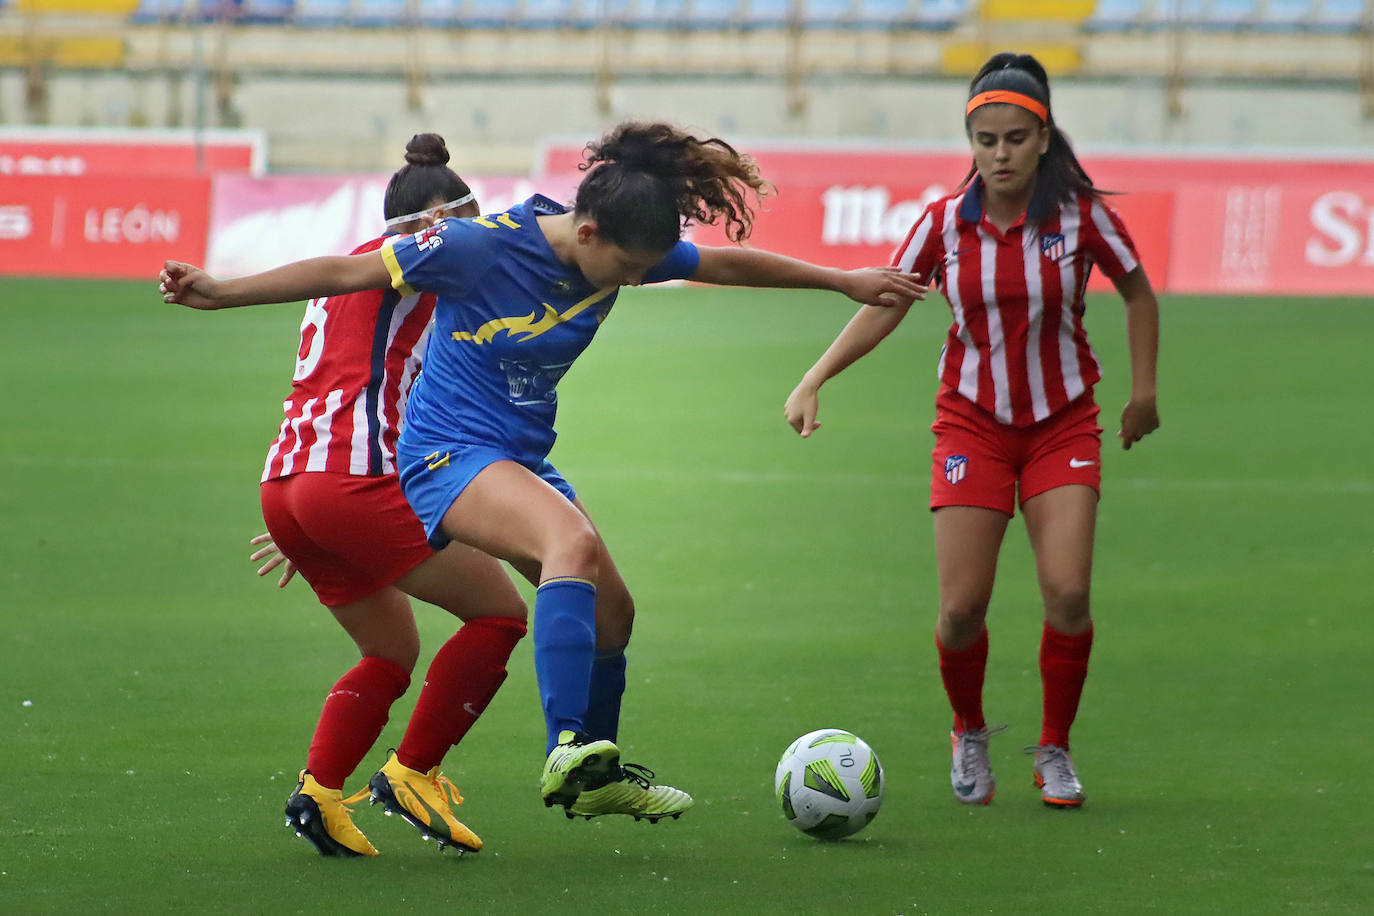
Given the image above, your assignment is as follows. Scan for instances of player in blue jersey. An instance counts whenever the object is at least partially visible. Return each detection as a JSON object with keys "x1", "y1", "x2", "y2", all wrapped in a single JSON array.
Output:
[{"x1": 162, "y1": 121, "x2": 928, "y2": 821}]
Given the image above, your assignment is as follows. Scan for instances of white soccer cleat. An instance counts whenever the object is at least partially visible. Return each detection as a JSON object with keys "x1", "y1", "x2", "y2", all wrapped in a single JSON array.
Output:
[
  {"x1": 949, "y1": 725, "x2": 1005, "y2": 805},
  {"x1": 1028, "y1": 744, "x2": 1085, "y2": 808}
]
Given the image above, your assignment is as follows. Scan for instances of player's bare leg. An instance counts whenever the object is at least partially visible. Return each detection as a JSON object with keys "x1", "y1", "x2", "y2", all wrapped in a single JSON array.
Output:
[
  {"x1": 1023, "y1": 484, "x2": 1097, "y2": 808},
  {"x1": 934, "y1": 506, "x2": 1010, "y2": 805}
]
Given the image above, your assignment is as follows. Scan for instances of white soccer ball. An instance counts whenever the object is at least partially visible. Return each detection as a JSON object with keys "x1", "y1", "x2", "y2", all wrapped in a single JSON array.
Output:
[{"x1": 774, "y1": 728, "x2": 885, "y2": 840}]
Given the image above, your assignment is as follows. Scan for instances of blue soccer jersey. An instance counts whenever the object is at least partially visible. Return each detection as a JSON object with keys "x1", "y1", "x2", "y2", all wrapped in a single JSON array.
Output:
[{"x1": 380, "y1": 194, "x2": 699, "y2": 541}]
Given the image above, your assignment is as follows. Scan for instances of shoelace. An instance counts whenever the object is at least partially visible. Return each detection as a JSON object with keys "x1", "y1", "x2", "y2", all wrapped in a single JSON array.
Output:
[
  {"x1": 1023, "y1": 744, "x2": 1076, "y2": 782},
  {"x1": 955, "y1": 725, "x2": 1008, "y2": 779},
  {"x1": 429, "y1": 771, "x2": 464, "y2": 807},
  {"x1": 341, "y1": 787, "x2": 370, "y2": 806},
  {"x1": 618, "y1": 763, "x2": 654, "y2": 789}
]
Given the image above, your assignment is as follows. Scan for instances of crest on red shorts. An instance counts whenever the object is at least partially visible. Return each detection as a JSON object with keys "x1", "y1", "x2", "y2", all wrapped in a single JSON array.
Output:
[{"x1": 945, "y1": 454, "x2": 968, "y2": 485}]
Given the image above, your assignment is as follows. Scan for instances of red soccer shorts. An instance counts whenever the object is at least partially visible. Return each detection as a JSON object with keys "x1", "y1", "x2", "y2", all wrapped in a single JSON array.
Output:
[
  {"x1": 929, "y1": 386, "x2": 1103, "y2": 516},
  {"x1": 259, "y1": 472, "x2": 434, "y2": 608}
]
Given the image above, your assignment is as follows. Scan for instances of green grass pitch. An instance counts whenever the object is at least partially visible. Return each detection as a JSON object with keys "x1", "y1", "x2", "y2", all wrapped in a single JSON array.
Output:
[{"x1": 2, "y1": 277, "x2": 1370, "y2": 914}]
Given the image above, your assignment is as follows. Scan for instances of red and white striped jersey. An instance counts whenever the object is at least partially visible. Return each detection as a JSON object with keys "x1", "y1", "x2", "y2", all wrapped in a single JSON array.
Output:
[
  {"x1": 893, "y1": 179, "x2": 1140, "y2": 427},
  {"x1": 261, "y1": 236, "x2": 435, "y2": 482}
]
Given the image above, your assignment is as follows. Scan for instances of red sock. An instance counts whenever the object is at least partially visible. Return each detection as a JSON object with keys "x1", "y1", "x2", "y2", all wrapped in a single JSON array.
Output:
[
  {"x1": 397, "y1": 616, "x2": 527, "y2": 773},
  {"x1": 306, "y1": 656, "x2": 411, "y2": 790},
  {"x1": 1039, "y1": 621, "x2": 1094, "y2": 750},
  {"x1": 936, "y1": 627, "x2": 988, "y2": 733}
]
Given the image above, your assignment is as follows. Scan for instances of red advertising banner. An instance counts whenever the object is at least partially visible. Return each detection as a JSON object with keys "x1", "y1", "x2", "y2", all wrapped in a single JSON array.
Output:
[
  {"x1": 1169, "y1": 182, "x2": 1374, "y2": 295},
  {"x1": 0, "y1": 174, "x2": 211, "y2": 279},
  {"x1": 541, "y1": 142, "x2": 1374, "y2": 296},
  {"x1": 0, "y1": 127, "x2": 264, "y2": 178},
  {"x1": 206, "y1": 173, "x2": 581, "y2": 276}
]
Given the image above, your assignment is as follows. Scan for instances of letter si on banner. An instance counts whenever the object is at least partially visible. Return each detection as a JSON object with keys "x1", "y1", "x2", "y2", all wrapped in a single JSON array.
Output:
[
  {"x1": 1169, "y1": 182, "x2": 1374, "y2": 295},
  {"x1": 0, "y1": 175, "x2": 211, "y2": 279}
]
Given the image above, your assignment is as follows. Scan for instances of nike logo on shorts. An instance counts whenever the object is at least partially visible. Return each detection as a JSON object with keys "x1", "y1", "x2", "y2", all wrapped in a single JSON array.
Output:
[{"x1": 1068, "y1": 458, "x2": 1097, "y2": 468}]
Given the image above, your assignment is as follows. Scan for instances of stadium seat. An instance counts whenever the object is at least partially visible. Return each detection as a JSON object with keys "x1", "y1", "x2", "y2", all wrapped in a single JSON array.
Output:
[
  {"x1": 353, "y1": 0, "x2": 411, "y2": 26},
  {"x1": 1083, "y1": 0, "x2": 1147, "y2": 30},
  {"x1": 130, "y1": 0, "x2": 187, "y2": 22},
  {"x1": 131, "y1": 0, "x2": 242, "y2": 22},
  {"x1": 1206, "y1": 0, "x2": 1259, "y2": 26},
  {"x1": 685, "y1": 0, "x2": 742, "y2": 28},
  {"x1": 854, "y1": 0, "x2": 917, "y2": 27},
  {"x1": 293, "y1": 0, "x2": 351, "y2": 26},
  {"x1": 803, "y1": 0, "x2": 854, "y2": 27},
  {"x1": 241, "y1": 0, "x2": 295, "y2": 21},
  {"x1": 457, "y1": 0, "x2": 519, "y2": 27},
  {"x1": 412, "y1": 0, "x2": 460, "y2": 26},
  {"x1": 914, "y1": 0, "x2": 970, "y2": 29},
  {"x1": 1154, "y1": 0, "x2": 1208, "y2": 25},
  {"x1": 1312, "y1": 0, "x2": 1367, "y2": 32},
  {"x1": 741, "y1": 0, "x2": 796, "y2": 28},
  {"x1": 625, "y1": 0, "x2": 689, "y2": 28},
  {"x1": 1259, "y1": 0, "x2": 1317, "y2": 30}
]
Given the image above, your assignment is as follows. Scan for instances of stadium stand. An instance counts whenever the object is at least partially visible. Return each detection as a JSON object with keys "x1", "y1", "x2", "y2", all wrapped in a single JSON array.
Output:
[
  {"x1": 1084, "y1": 0, "x2": 1147, "y2": 29},
  {"x1": 1314, "y1": 0, "x2": 1368, "y2": 31}
]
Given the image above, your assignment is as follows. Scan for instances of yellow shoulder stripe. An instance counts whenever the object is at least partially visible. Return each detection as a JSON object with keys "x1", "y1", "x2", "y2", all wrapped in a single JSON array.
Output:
[{"x1": 380, "y1": 236, "x2": 417, "y2": 297}]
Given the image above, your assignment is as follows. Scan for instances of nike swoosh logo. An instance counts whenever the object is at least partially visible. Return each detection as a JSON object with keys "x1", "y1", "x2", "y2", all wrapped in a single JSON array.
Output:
[
  {"x1": 463, "y1": 702, "x2": 480, "y2": 717},
  {"x1": 1069, "y1": 458, "x2": 1097, "y2": 468},
  {"x1": 954, "y1": 781, "x2": 977, "y2": 797}
]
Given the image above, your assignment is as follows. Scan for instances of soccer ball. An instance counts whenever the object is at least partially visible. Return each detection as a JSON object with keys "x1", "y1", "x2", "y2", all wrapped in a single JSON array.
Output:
[{"x1": 774, "y1": 728, "x2": 885, "y2": 840}]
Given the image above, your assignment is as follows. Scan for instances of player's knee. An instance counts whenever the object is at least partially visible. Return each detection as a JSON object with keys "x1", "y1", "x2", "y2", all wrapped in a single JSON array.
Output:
[
  {"x1": 362, "y1": 637, "x2": 419, "y2": 673},
  {"x1": 549, "y1": 519, "x2": 601, "y2": 579},
  {"x1": 1041, "y1": 579, "x2": 1091, "y2": 625},
  {"x1": 938, "y1": 598, "x2": 989, "y2": 641}
]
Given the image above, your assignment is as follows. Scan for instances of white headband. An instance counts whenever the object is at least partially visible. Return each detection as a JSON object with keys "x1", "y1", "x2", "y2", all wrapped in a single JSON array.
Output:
[{"x1": 384, "y1": 192, "x2": 476, "y2": 229}]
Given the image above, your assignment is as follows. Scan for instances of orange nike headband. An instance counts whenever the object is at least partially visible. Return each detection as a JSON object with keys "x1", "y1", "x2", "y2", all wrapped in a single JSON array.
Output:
[{"x1": 966, "y1": 90, "x2": 1049, "y2": 123}]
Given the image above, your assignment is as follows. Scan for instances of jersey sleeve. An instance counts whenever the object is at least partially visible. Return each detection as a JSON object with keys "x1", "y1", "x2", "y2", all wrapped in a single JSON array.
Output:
[
  {"x1": 1081, "y1": 198, "x2": 1141, "y2": 281},
  {"x1": 891, "y1": 203, "x2": 944, "y2": 284},
  {"x1": 380, "y1": 217, "x2": 490, "y2": 298},
  {"x1": 641, "y1": 240, "x2": 701, "y2": 284}
]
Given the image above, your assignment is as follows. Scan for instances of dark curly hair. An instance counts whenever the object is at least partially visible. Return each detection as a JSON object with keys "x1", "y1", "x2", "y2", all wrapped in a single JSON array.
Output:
[{"x1": 574, "y1": 121, "x2": 772, "y2": 251}]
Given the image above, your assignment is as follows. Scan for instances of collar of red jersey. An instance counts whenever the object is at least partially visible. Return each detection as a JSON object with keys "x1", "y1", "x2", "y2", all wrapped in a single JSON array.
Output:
[{"x1": 958, "y1": 176, "x2": 1030, "y2": 234}]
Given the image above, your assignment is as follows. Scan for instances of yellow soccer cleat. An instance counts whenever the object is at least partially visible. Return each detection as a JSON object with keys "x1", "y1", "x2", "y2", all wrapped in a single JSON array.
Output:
[
  {"x1": 540, "y1": 730, "x2": 620, "y2": 811},
  {"x1": 284, "y1": 770, "x2": 379, "y2": 857},
  {"x1": 567, "y1": 762, "x2": 693, "y2": 823},
  {"x1": 365, "y1": 751, "x2": 483, "y2": 853}
]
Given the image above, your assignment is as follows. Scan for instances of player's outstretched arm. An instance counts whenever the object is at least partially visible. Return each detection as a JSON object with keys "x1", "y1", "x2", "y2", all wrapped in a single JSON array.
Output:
[
  {"x1": 784, "y1": 302, "x2": 913, "y2": 438},
  {"x1": 1113, "y1": 266, "x2": 1161, "y2": 450},
  {"x1": 160, "y1": 251, "x2": 391, "y2": 310},
  {"x1": 692, "y1": 246, "x2": 927, "y2": 308}
]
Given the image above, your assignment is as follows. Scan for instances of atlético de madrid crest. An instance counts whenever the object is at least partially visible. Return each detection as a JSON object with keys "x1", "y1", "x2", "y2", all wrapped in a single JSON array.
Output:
[
  {"x1": 945, "y1": 455, "x2": 968, "y2": 485},
  {"x1": 1040, "y1": 233, "x2": 1066, "y2": 261}
]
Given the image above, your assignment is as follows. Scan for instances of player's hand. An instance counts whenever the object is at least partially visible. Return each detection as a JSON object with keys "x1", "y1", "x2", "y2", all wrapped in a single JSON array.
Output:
[
  {"x1": 840, "y1": 267, "x2": 927, "y2": 308},
  {"x1": 784, "y1": 379, "x2": 822, "y2": 438},
  {"x1": 249, "y1": 532, "x2": 298, "y2": 588},
  {"x1": 1118, "y1": 396, "x2": 1159, "y2": 450},
  {"x1": 160, "y1": 261, "x2": 225, "y2": 310}
]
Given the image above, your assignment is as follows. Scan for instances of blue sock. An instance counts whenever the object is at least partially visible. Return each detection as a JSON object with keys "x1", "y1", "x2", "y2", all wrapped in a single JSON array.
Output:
[
  {"x1": 532, "y1": 577, "x2": 597, "y2": 754},
  {"x1": 584, "y1": 650, "x2": 627, "y2": 743}
]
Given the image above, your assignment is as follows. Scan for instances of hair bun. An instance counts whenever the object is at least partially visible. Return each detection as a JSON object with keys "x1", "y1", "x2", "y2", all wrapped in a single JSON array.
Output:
[{"x1": 404, "y1": 133, "x2": 450, "y2": 167}]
